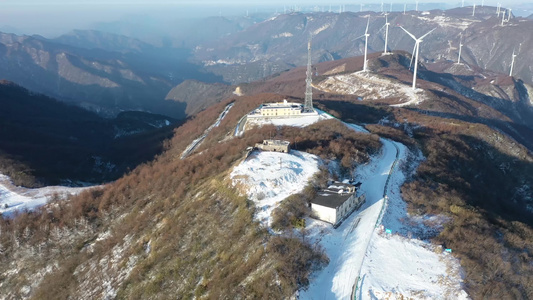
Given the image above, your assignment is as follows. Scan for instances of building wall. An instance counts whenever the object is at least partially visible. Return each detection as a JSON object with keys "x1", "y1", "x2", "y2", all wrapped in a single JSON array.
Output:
[
  {"x1": 261, "y1": 107, "x2": 302, "y2": 117},
  {"x1": 311, "y1": 204, "x2": 338, "y2": 225},
  {"x1": 255, "y1": 143, "x2": 290, "y2": 153}
]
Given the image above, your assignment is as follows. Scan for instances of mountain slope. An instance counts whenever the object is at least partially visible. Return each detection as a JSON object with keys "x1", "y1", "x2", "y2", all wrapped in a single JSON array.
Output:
[
  {"x1": 0, "y1": 81, "x2": 179, "y2": 186},
  {"x1": 0, "y1": 50, "x2": 532, "y2": 299}
]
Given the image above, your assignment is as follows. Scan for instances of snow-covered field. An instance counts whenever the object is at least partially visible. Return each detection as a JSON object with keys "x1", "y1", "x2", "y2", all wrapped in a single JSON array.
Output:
[
  {"x1": 0, "y1": 174, "x2": 94, "y2": 217},
  {"x1": 230, "y1": 150, "x2": 320, "y2": 228}
]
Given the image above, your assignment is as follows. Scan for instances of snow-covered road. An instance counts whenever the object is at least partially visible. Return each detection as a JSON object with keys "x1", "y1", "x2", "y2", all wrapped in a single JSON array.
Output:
[
  {"x1": 300, "y1": 137, "x2": 402, "y2": 300},
  {"x1": 181, "y1": 102, "x2": 234, "y2": 159}
]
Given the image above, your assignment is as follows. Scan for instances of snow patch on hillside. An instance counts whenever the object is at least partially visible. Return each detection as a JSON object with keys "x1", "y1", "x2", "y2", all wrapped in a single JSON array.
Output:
[
  {"x1": 0, "y1": 174, "x2": 95, "y2": 217},
  {"x1": 230, "y1": 150, "x2": 320, "y2": 228},
  {"x1": 272, "y1": 32, "x2": 294, "y2": 38},
  {"x1": 313, "y1": 24, "x2": 331, "y2": 35},
  {"x1": 315, "y1": 71, "x2": 428, "y2": 106},
  {"x1": 359, "y1": 233, "x2": 469, "y2": 300},
  {"x1": 417, "y1": 15, "x2": 475, "y2": 30}
]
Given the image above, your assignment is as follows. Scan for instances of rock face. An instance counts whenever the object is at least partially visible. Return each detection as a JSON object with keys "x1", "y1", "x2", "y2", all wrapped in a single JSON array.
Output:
[{"x1": 192, "y1": 7, "x2": 533, "y2": 86}]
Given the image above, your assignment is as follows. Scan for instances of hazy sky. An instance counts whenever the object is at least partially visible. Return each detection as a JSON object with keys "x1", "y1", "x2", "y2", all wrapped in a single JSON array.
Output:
[{"x1": 0, "y1": 1, "x2": 530, "y2": 37}]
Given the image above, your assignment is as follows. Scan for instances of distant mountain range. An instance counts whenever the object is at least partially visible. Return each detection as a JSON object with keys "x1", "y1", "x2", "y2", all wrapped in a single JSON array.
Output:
[
  {"x1": 191, "y1": 7, "x2": 533, "y2": 87},
  {"x1": 0, "y1": 31, "x2": 222, "y2": 119}
]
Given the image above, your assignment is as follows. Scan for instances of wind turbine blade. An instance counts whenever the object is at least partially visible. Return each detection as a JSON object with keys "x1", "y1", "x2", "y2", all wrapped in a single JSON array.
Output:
[
  {"x1": 355, "y1": 34, "x2": 366, "y2": 40},
  {"x1": 409, "y1": 43, "x2": 417, "y2": 68},
  {"x1": 400, "y1": 26, "x2": 417, "y2": 40},
  {"x1": 365, "y1": 18, "x2": 370, "y2": 34},
  {"x1": 419, "y1": 27, "x2": 437, "y2": 40}
]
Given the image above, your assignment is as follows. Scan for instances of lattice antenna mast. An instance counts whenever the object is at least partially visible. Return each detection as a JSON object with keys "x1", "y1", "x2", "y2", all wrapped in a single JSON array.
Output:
[{"x1": 304, "y1": 37, "x2": 314, "y2": 112}]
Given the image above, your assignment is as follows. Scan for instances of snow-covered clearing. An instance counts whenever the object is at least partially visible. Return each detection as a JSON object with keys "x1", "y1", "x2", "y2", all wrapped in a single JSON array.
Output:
[
  {"x1": 315, "y1": 71, "x2": 428, "y2": 107},
  {"x1": 0, "y1": 174, "x2": 94, "y2": 217},
  {"x1": 230, "y1": 150, "x2": 320, "y2": 228}
]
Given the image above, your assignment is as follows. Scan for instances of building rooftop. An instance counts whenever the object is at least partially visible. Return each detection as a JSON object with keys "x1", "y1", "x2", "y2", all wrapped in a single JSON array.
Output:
[
  {"x1": 311, "y1": 182, "x2": 360, "y2": 209},
  {"x1": 312, "y1": 191, "x2": 352, "y2": 209}
]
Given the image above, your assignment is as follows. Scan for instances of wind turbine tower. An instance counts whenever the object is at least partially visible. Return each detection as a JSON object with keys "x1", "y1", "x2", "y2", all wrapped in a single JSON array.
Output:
[
  {"x1": 400, "y1": 26, "x2": 437, "y2": 90},
  {"x1": 472, "y1": 3, "x2": 476, "y2": 16},
  {"x1": 509, "y1": 49, "x2": 517, "y2": 77},
  {"x1": 404, "y1": 4, "x2": 407, "y2": 14},
  {"x1": 416, "y1": 1, "x2": 419, "y2": 11},
  {"x1": 304, "y1": 37, "x2": 314, "y2": 112},
  {"x1": 497, "y1": 3, "x2": 501, "y2": 16},
  {"x1": 363, "y1": 18, "x2": 370, "y2": 71},
  {"x1": 383, "y1": 14, "x2": 391, "y2": 55},
  {"x1": 501, "y1": 9, "x2": 506, "y2": 26},
  {"x1": 462, "y1": 0, "x2": 465, "y2": 7},
  {"x1": 457, "y1": 35, "x2": 463, "y2": 64}
]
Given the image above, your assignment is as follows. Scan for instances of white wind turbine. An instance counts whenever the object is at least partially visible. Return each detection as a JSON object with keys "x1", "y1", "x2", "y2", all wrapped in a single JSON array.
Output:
[
  {"x1": 404, "y1": 3, "x2": 407, "y2": 14},
  {"x1": 472, "y1": 3, "x2": 476, "y2": 16},
  {"x1": 400, "y1": 26, "x2": 437, "y2": 89},
  {"x1": 363, "y1": 18, "x2": 371, "y2": 71},
  {"x1": 457, "y1": 34, "x2": 463, "y2": 64},
  {"x1": 416, "y1": 1, "x2": 419, "y2": 11},
  {"x1": 509, "y1": 49, "x2": 517, "y2": 76},
  {"x1": 383, "y1": 14, "x2": 391, "y2": 54},
  {"x1": 462, "y1": 0, "x2": 465, "y2": 7},
  {"x1": 501, "y1": 9, "x2": 506, "y2": 25}
]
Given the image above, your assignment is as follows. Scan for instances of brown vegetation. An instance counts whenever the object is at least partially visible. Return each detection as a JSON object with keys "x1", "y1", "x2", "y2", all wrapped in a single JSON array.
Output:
[
  {"x1": 377, "y1": 107, "x2": 533, "y2": 299},
  {"x1": 0, "y1": 94, "x2": 344, "y2": 299}
]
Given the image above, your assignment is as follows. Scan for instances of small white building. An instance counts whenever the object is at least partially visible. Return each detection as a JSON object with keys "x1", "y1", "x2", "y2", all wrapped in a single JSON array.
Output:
[
  {"x1": 310, "y1": 182, "x2": 365, "y2": 227},
  {"x1": 248, "y1": 100, "x2": 306, "y2": 118},
  {"x1": 255, "y1": 140, "x2": 290, "y2": 153}
]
